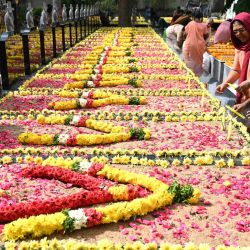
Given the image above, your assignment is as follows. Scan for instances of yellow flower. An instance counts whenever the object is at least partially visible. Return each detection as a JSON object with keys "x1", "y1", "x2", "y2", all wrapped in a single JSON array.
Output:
[
  {"x1": 180, "y1": 115, "x2": 188, "y2": 122},
  {"x1": 227, "y1": 159, "x2": 234, "y2": 168},
  {"x1": 1, "y1": 156, "x2": 12, "y2": 164},
  {"x1": 183, "y1": 242, "x2": 197, "y2": 250},
  {"x1": 17, "y1": 115, "x2": 24, "y2": 120},
  {"x1": 97, "y1": 239, "x2": 115, "y2": 249},
  {"x1": 28, "y1": 114, "x2": 34, "y2": 120},
  {"x1": 215, "y1": 159, "x2": 226, "y2": 168},
  {"x1": 24, "y1": 155, "x2": 33, "y2": 163},
  {"x1": 160, "y1": 160, "x2": 170, "y2": 168},
  {"x1": 148, "y1": 159, "x2": 155, "y2": 166},
  {"x1": 241, "y1": 156, "x2": 250, "y2": 165},
  {"x1": 132, "y1": 116, "x2": 139, "y2": 121},
  {"x1": 172, "y1": 159, "x2": 181, "y2": 166},
  {"x1": 145, "y1": 242, "x2": 157, "y2": 250},
  {"x1": 223, "y1": 180, "x2": 231, "y2": 187},
  {"x1": 131, "y1": 157, "x2": 139, "y2": 165},
  {"x1": 188, "y1": 188, "x2": 201, "y2": 204},
  {"x1": 34, "y1": 157, "x2": 43, "y2": 165},
  {"x1": 16, "y1": 156, "x2": 23, "y2": 163},
  {"x1": 152, "y1": 116, "x2": 158, "y2": 122},
  {"x1": 197, "y1": 243, "x2": 210, "y2": 250},
  {"x1": 139, "y1": 158, "x2": 148, "y2": 166},
  {"x1": 188, "y1": 115, "x2": 196, "y2": 122},
  {"x1": 183, "y1": 158, "x2": 192, "y2": 166},
  {"x1": 172, "y1": 116, "x2": 179, "y2": 122}
]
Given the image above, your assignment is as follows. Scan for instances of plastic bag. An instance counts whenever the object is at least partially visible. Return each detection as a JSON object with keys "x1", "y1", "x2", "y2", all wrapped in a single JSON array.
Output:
[{"x1": 202, "y1": 52, "x2": 211, "y2": 73}]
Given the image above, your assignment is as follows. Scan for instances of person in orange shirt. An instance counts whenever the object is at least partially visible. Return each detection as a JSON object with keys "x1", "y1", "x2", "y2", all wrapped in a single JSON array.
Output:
[
  {"x1": 182, "y1": 11, "x2": 208, "y2": 76},
  {"x1": 216, "y1": 12, "x2": 250, "y2": 112}
]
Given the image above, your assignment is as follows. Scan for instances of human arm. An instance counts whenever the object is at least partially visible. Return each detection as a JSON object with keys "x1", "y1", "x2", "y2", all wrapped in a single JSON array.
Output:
[
  {"x1": 236, "y1": 80, "x2": 250, "y2": 94},
  {"x1": 216, "y1": 70, "x2": 240, "y2": 93},
  {"x1": 233, "y1": 98, "x2": 250, "y2": 112},
  {"x1": 216, "y1": 50, "x2": 241, "y2": 93}
]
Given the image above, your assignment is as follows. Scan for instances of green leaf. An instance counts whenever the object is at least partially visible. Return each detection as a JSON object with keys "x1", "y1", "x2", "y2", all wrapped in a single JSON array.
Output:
[
  {"x1": 128, "y1": 78, "x2": 139, "y2": 88},
  {"x1": 53, "y1": 134, "x2": 59, "y2": 145},
  {"x1": 128, "y1": 97, "x2": 140, "y2": 105},
  {"x1": 64, "y1": 115, "x2": 73, "y2": 125},
  {"x1": 129, "y1": 67, "x2": 139, "y2": 73},
  {"x1": 168, "y1": 181, "x2": 194, "y2": 204},
  {"x1": 129, "y1": 128, "x2": 146, "y2": 140},
  {"x1": 72, "y1": 161, "x2": 80, "y2": 171},
  {"x1": 62, "y1": 210, "x2": 75, "y2": 233}
]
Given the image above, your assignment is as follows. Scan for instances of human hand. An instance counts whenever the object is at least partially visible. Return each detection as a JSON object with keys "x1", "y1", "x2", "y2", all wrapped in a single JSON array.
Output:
[
  {"x1": 236, "y1": 80, "x2": 250, "y2": 94},
  {"x1": 216, "y1": 83, "x2": 227, "y2": 93},
  {"x1": 233, "y1": 103, "x2": 245, "y2": 112}
]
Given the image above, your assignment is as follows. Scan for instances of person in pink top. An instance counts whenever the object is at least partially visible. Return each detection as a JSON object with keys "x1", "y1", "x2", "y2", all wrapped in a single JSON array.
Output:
[
  {"x1": 214, "y1": 19, "x2": 232, "y2": 44},
  {"x1": 216, "y1": 12, "x2": 250, "y2": 112},
  {"x1": 182, "y1": 11, "x2": 208, "y2": 76}
]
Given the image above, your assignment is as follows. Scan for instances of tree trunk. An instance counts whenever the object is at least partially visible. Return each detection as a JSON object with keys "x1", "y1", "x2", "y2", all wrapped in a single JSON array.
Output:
[{"x1": 118, "y1": 0, "x2": 132, "y2": 27}]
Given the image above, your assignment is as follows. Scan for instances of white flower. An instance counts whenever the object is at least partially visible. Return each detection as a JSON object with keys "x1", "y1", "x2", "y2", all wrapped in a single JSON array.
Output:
[
  {"x1": 87, "y1": 81, "x2": 95, "y2": 88},
  {"x1": 91, "y1": 75, "x2": 97, "y2": 81},
  {"x1": 79, "y1": 98, "x2": 87, "y2": 107},
  {"x1": 58, "y1": 134, "x2": 69, "y2": 144},
  {"x1": 68, "y1": 209, "x2": 88, "y2": 229},
  {"x1": 70, "y1": 115, "x2": 81, "y2": 125},
  {"x1": 94, "y1": 69, "x2": 100, "y2": 74},
  {"x1": 79, "y1": 161, "x2": 92, "y2": 172},
  {"x1": 81, "y1": 91, "x2": 91, "y2": 98}
]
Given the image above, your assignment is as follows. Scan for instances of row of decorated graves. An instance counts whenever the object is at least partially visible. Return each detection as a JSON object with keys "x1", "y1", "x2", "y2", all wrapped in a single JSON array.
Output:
[
  {"x1": 0, "y1": 1, "x2": 100, "y2": 90},
  {"x1": 0, "y1": 26, "x2": 249, "y2": 248}
]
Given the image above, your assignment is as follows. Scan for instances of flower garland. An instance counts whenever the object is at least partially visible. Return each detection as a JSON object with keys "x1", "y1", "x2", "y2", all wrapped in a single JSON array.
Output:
[
  {"x1": 2, "y1": 164, "x2": 200, "y2": 240},
  {"x1": 18, "y1": 124, "x2": 151, "y2": 146},
  {"x1": 1, "y1": 150, "x2": 250, "y2": 169},
  {"x1": 63, "y1": 77, "x2": 142, "y2": 89},
  {"x1": 0, "y1": 164, "x2": 145, "y2": 222},
  {"x1": 5, "y1": 88, "x2": 208, "y2": 99},
  {"x1": 1, "y1": 238, "x2": 246, "y2": 250},
  {"x1": 48, "y1": 96, "x2": 147, "y2": 110},
  {"x1": 37, "y1": 115, "x2": 127, "y2": 134}
]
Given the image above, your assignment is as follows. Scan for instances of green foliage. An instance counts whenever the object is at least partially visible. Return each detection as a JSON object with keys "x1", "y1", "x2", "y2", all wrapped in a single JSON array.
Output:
[
  {"x1": 62, "y1": 210, "x2": 75, "y2": 233},
  {"x1": 223, "y1": 0, "x2": 250, "y2": 13},
  {"x1": 53, "y1": 134, "x2": 59, "y2": 145},
  {"x1": 128, "y1": 78, "x2": 139, "y2": 87},
  {"x1": 129, "y1": 128, "x2": 146, "y2": 140},
  {"x1": 18, "y1": 5, "x2": 26, "y2": 24},
  {"x1": 129, "y1": 66, "x2": 139, "y2": 73},
  {"x1": 128, "y1": 58, "x2": 137, "y2": 63},
  {"x1": 128, "y1": 97, "x2": 140, "y2": 105},
  {"x1": 168, "y1": 181, "x2": 194, "y2": 204},
  {"x1": 64, "y1": 115, "x2": 74, "y2": 125},
  {"x1": 33, "y1": 7, "x2": 43, "y2": 19},
  {"x1": 125, "y1": 51, "x2": 132, "y2": 56},
  {"x1": 234, "y1": 0, "x2": 250, "y2": 14},
  {"x1": 99, "y1": 0, "x2": 118, "y2": 13},
  {"x1": 72, "y1": 161, "x2": 81, "y2": 171}
]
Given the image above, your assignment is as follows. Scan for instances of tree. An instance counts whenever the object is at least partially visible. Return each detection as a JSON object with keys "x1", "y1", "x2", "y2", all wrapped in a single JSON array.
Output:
[
  {"x1": 118, "y1": 0, "x2": 132, "y2": 27},
  {"x1": 223, "y1": 0, "x2": 250, "y2": 14}
]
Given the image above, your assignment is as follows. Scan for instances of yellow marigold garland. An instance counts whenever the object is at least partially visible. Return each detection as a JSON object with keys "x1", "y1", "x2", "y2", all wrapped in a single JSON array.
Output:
[{"x1": 48, "y1": 96, "x2": 146, "y2": 110}]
